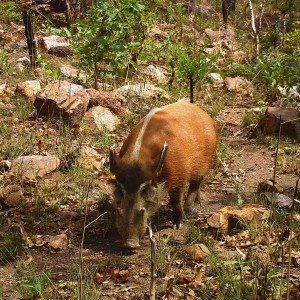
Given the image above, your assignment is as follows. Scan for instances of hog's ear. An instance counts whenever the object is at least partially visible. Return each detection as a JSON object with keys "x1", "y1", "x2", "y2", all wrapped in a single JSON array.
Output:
[
  {"x1": 155, "y1": 142, "x2": 168, "y2": 177},
  {"x1": 109, "y1": 148, "x2": 120, "y2": 174}
]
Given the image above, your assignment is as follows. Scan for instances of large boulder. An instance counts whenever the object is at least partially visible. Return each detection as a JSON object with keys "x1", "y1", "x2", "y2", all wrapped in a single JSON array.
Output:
[
  {"x1": 34, "y1": 80, "x2": 89, "y2": 126},
  {"x1": 12, "y1": 155, "x2": 60, "y2": 180}
]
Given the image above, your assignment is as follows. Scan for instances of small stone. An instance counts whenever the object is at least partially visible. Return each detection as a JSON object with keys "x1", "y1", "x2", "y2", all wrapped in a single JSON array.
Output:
[
  {"x1": 82, "y1": 106, "x2": 120, "y2": 132},
  {"x1": 0, "y1": 185, "x2": 23, "y2": 207},
  {"x1": 257, "y1": 180, "x2": 278, "y2": 193},
  {"x1": 140, "y1": 65, "x2": 168, "y2": 84},
  {"x1": 48, "y1": 233, "x2": 68, "y2": 250},
  {"x1": 224, "y1": 76, "x2": 251, "y2": 93},
  {"x1": 115, "y1": 83, "x2": 170, "y2": 101},
  {"x1": 186, "y1": 244, "x2": 210, "y2": 261},
  {"x1": 12, "y1": 155, "x2": 60, "y2": 180},
  {"x1": 16, "y1": 57, "x2": 31, "y2": 71},
  {"x1": 0, "y1": 84, "x2": 8, "y2": 96},
  {"x1": 0, "y1": 160, "x2": 11, "y2": 172},
  {"x1": 77, "y1": 146, "x2": 105, "y2": 171},
  {"x1": 48, "y1": 46, "x2": 74, "y2": 57},
  {"x1": 15, "y1": 80, "x2": 41, "y2": 99},
  {"x1": 39, "y1": 35, "x2": 69, "y2": 52}
]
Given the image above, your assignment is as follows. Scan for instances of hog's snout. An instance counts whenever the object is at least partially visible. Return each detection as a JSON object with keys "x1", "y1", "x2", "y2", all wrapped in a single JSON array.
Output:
[{"x1": 123, "y1": 239, "x2": 141, "y2": 249}]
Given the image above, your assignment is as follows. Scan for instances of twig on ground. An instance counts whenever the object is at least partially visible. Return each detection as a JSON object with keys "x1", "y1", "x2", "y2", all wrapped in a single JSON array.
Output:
[{"x1": 149, "y1": 222, "x2": 156, "y2": 300}]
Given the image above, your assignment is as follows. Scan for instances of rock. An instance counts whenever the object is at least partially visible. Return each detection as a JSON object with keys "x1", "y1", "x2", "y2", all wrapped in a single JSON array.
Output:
[
  {"x1": 48, "y1": 233, "x2": 68, "y2": 250},
  {"x1": 224, "y1": 76, "x2": 251, "y2": 93},
  {"x1": 15, "y1": 80, "x2": 41, "y2": 99},
  {"x1": 257, "y1": 180, "x2": 278, "y2": 193},
  {"x1": 39, "y1": 35, "x2": 69, "y2": 52},
  {"x1": 48, "y1": 46, "x2": 74, "y2": 57},
  {"x1": 16, "y1": 57, "x2": 31, "y2": 71},
  {"x1": 140, "y1": 65, "x2": 168, "y2": 84},
  {"x1": 207, "y1": 204, "x2": 271, "y2": 234},
  {"x1": 60, "y1": 65, "x2": 88, "y2": 83},
  {"x1": 264, "y1": 193, "x2": 293, "y2": 208},
  {"x1": 257, "y1": 107, "x2": 300, "y2": 138},
  {"x1": 34, "y1": 80, "x2": 89, "y2": 126},
  {"x1": 12, "y1": 155, "x2": 60, "y2": 180},
  {"x1": 204, "y1": 28, "x2": 235, "y2": 43},
  {"x1": 0, "y1": 160, "x2": 11, "y2": 172},
  {"x1": 275, "y1": 194, "x2": 293, "y2": 208},
  {"x1": 208, "y1": 73, "x2": 224, "y2": 85},
  {"x1": 0, "y1": 185, "x2": 23, "y2": 207},
  {"x1": 186, "y1": 3, "x2": 216, "y2": 17},
  {"x1": 115, "y1": 83, "x2": 170, "y2": 101},
  {"x1": 77, "y1": 146, "x2": 105, "y2": 171},
  {"x1": 34, "y1": 67, "x2": 46, "y2": 82},
  {"x1": 186, "y1": 244, "x2": 210, "y2": 261},
  {"x1": 82, "y1": 106, "x2": 120, "y2": 132},
  {"x1": 85, "y1": 89, "x2": 127, "y2": 117},
  {"x1": 0, "y1": 84, "x2": 8, "y2": 96},
  {"x1": 149, "y1": 25, "x2": 168, "y2": 40}
]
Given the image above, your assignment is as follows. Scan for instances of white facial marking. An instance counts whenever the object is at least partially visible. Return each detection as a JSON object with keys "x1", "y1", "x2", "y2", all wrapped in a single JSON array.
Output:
[
  {"x1": 138, "y1": 180, "x2": 152, "y2": 195},
  {"x1": 131, "y1": 107, "x2": 161, "y2": 161}
]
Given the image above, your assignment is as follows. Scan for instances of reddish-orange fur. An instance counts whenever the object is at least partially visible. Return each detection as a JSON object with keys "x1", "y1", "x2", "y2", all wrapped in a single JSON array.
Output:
[{"x1": 118, "y1": 102, "x2": 218, "y2": 189}]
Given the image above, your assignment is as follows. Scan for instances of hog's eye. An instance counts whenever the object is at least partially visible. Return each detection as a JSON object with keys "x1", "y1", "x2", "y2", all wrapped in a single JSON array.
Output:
[
  {"x1": 140, "y1": 185, "x2": 155, "y2": 198},
  {"x1": 113, "y1": 185, "x2": 124, "y2": 202}
]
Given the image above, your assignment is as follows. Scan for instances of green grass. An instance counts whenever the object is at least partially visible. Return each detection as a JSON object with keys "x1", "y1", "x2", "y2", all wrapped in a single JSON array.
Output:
[{"x1": 0, "y1": 1, "x2": 21, "y2": 23}]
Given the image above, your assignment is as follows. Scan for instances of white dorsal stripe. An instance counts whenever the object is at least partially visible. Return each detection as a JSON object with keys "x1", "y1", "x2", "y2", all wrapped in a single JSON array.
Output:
[{"x1": 131, "y1": 107, "x2": 161, "y2": 161}]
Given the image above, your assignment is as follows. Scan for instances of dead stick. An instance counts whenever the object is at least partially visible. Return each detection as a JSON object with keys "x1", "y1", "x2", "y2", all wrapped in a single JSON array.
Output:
[
  {"x1": 149, "y1": 222, "x2": 156, "y2": 300},
  {"x1": 286, "y1": 177, "x2": 299, "y2": 299},
  {"x1": 79, "y1": 180, "x2": 92, "y2": 300}
]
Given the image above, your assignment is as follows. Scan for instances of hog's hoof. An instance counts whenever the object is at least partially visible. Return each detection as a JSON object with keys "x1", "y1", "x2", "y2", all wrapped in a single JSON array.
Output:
[
  {"x1": 173, "y1": 223, "x2": 183, "y2": 230},
  {"x1": 123, "y1": 239, "x2": 141, "y2": 249}
]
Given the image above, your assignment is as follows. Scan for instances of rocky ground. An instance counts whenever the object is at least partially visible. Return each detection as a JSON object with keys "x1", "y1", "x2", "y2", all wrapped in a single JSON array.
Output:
[{"x1": 0, "y1": 3, "x2": 299, "y2": 300}]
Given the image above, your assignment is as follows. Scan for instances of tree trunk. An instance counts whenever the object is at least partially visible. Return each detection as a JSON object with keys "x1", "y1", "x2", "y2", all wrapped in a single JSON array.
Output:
[
  {"x1": 65, "y1": 0, "x2": 88, "y2": 26},
  {"x1": 22, "y1": 10, "x2": 37, "y2": 68}
]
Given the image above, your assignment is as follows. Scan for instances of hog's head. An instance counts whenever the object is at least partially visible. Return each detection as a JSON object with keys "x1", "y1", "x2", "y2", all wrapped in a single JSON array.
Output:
[{"x1": 109, "y1": 143, "x2": 167, "y2": 248}]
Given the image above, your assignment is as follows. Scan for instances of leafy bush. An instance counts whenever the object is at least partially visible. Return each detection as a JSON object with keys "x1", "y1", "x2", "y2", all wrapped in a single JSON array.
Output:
[
  {"x1": 229, "y1": 51, "x2": 300, "y2": 104},
  {"x1": 72, "y1": 0, "x2": 158, "y2": 82}
]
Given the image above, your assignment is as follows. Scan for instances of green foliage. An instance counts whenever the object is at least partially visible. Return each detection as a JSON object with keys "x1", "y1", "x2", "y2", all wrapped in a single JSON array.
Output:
[
  {"x1": 286, "y1": 29, "x2": 300, "y2": 50},
  {"x1": 229, "y1": 51, "x2": 300, "y2": 105},
  {"x1": 0, "y1": 1, "x2": 21, "y2": 23},
  {"x1": 72, "y1": 0, "x2": 157, "y2": 76},
  {"x1": 19, "y1": 271, "x2": 50, "y2": 300},
  {"x1": 0, "y1": 229, "x2": 24, "y2": 264},
  {"x1": 0, "y1": 49, "x2": 10, "y2": 73}
]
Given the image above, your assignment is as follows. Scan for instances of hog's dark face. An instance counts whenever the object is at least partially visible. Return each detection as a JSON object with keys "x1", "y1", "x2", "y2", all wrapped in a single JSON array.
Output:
[{"x1": 112, "y1": 179, "x2": 162, "y2": 249}]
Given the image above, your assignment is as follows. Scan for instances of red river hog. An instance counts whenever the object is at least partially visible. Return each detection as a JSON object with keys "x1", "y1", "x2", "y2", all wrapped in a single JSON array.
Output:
[{"x1": 110, "y1": 102, "x2": 218, "y2": 248}]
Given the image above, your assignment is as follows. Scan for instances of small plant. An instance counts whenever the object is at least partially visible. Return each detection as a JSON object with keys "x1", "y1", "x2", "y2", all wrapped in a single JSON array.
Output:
[
  {"x1": 19, "y1": 271, "x2": 50, "y2": 300},
  {"x1": 0, "y1": 1, "x2": 21, "y2": 23},
  {"x1": 0, "y1": 49, "x2": 10, "y2": 73},
  {"x1": 175, "y1": 45, "x2": 219, "y2": 102},
  {"x1": 0, "y1": 229, "x2": 24, "y2": 265}
]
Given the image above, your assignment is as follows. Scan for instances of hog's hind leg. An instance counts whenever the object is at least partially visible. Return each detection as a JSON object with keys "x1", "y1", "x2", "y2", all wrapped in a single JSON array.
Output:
[
  {"x1": 169, "y1": 187, "x2": 185, "y2": 230},
  {"x1": 184, "y1": 177, "x2": 203, "y2": 216}
]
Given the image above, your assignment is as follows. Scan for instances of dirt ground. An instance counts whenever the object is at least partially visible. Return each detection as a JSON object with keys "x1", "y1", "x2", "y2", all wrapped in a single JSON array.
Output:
[{"x1": 1, "y1": 101, "x2": 298, "y2": 300}]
